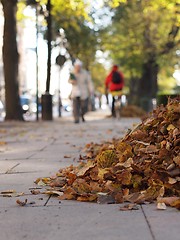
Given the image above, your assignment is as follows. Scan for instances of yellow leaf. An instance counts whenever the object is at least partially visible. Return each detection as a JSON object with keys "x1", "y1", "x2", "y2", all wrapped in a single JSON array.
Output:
[
  {"x1": 98, "y1": 168, "x2": 109, "y2": 180},
  {"x1": 167, "y1": 124, "x2": 175, "y2": 131},
  {"x1": 77, "y1": 194, "x2": 97, "y2": 202}
]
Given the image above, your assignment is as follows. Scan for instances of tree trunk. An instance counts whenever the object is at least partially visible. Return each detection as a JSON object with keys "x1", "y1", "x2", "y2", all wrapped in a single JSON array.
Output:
[
  {"x1": 128, "y1": 73, "x2": 139, "y2": 105},
  {"x1": 1, "y1": 0, "x2": 23, "y2": 120},
  {"x1": 137, "y1": 57, "x2": 159, "y2": 111}
]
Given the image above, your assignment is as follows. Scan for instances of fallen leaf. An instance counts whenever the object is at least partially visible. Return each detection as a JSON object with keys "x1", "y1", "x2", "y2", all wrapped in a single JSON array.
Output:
[
  {"x1": 167, "y1": 124, "x2": 175, "y2": 131},
  {"x1": 168, "y1": 177, "x2": 177, "y2": 184},
  {"x1": 157, "y1": 202, "x2": 167, "y2": 210},
  {"x1": 44, "y1": 190, "x2": 63, "y2": 196},
  {"x1": 120, "y1": 204, "x2": 139, "y2": 211},
  {"x1": 64, "y1": 155, "x2": 72, "y2": 158},
  {"x1": 77, "y1": 194, "x2": 97, "y2": 202},
  {"x1": 59, "y1": 187, "x2": 76, "y2": 200},
  {"x1": 173, "y1": 156, "x2": 180, "y2": 166},
  {"x1": 157, "y1": 197, "x2": 179, "y2": 206},
  {"x1": 76, "y1": 161, "x2": 95, "y2": 177},
  {"x1": 16, "y1": 199, "x2": 27, "y2": 206},
  {"x1": 1, "y1": 190, "x2": 16, "y2": 194},
  {"x1": 171, "y1": 199, "x2": 180, "y2": 210},
  {"x1": 30, "y1": 190, "x2": 41, "y2": 195}
]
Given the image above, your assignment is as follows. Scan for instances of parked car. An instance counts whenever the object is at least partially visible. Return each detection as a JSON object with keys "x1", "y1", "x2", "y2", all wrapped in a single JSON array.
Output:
[{"x1": 20, "y1": 95, "x2": 31, "y2": 114}]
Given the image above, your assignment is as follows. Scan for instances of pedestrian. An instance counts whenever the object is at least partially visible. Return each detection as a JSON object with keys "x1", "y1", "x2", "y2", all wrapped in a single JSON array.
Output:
[
  {"x1": 105, "y1": 65, "x2": 124, "y2": 117},
  {"x1": 69, "y1": 59, "x2": 94, "y2": 123}
]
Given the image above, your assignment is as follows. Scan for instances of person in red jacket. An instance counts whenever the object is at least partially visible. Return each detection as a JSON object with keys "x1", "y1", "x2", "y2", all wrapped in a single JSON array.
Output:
[{"x1": 105, "y1": 65, "x2": 124, "y2": 117}]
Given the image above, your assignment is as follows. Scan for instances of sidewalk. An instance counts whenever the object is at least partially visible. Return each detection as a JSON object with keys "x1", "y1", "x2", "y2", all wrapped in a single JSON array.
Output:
[{"x1": 0, "y1": 110, "x2": 179, "y2": 240}]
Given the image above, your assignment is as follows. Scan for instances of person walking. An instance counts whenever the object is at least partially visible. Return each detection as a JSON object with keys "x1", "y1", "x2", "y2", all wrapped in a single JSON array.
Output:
[
  {"x1": 69, "y1": 60, "x2": 94, "y2": 123},
  {"x1": 105, "y1": 65, "x2": 124, "y2": 117}
]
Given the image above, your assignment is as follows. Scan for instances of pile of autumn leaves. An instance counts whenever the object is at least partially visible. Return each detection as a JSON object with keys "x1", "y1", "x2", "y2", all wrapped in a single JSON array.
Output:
[{"x1": 36, "y1": 98, "x2": 180, "y2": 209}]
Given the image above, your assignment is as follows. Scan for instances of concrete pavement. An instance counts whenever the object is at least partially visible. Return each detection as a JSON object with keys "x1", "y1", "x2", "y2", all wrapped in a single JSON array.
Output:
[{"x1": 0, "y1": 110, "x2": 179, "y2": 240}]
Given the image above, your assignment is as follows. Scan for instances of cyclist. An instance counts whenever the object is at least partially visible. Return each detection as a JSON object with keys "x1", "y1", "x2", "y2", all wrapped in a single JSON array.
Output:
[{"x1": 105, "y1": 65, "x2": 124, "y2": 117}]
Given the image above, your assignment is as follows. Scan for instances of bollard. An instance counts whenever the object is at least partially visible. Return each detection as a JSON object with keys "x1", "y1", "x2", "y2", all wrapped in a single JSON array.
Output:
[{"x1": 41, "y1": 93, "x2": 53, "y2": 120}]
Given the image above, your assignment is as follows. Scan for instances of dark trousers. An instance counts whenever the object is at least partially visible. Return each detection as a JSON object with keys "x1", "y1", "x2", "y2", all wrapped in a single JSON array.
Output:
[
  {"x1": 112, "y1": 96, "x2": 116, "y2": 117},
  {"x1": 73, "y1": 97, "x2": 88, "y2": 122}
]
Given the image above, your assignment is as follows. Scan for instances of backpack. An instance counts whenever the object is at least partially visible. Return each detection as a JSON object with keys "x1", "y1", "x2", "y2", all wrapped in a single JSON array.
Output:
[{"x1": 112, "y1": 71, "x2": 122, "y2": 84}]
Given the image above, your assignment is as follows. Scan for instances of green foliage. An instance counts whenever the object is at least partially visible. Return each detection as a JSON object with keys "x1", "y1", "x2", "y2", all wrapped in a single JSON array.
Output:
[
  {"x1": 17, "y1": 0, "x2": 98, "y2": 74},
  {"x1": 64, "y1": 22, "x2": 97, "y2": 69},
  {"x1": 102, "y1": 0, "x2": 180, "y2": 93},
  {"x1": 90, "y1": 62, "x2": 108, "y2": 93},
  {"x1": 51, "y1": 0, "x2": 97, "y2": 69}
]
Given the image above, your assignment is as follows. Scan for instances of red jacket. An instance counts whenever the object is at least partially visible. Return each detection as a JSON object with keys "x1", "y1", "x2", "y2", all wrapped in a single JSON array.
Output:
[{"x1": 105, "y1": 67, "x2": 124, "y2": 92}]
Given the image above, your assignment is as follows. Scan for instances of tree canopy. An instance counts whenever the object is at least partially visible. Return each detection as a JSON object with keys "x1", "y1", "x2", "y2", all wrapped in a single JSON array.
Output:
[{"x1": 101, "y1": 0, "x2": 180, "y2": 105}]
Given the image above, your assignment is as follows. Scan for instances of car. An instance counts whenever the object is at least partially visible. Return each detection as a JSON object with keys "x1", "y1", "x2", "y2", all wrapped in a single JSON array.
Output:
[{"x1": 20, "y1": 95, "x2": 31, "y2": 114}]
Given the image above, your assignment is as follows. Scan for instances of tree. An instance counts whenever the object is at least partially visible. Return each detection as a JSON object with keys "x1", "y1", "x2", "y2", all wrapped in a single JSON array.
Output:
[
  {"x1": 90, "y1": 62, "x2": 108, "y2": 93},
  {"x1": 31, "y1": 0, "x2": 97, "y2": 88},
  {"x1": 51, "y1": 0, "x2": 98, "y2": 69},
  {"x1": 102, "y1": 0, "x2": 180, "y2": 108},
  {"x1": 1, "y1": 0, "x2": 23, "y2": 120},
  {"x1": 64, "y1": 22, "x2": 97, "y2": 70}
]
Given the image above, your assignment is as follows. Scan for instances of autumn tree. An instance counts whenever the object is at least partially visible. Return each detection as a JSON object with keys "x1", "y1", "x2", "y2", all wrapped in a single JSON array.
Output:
[
  {"x1": 51, "y1": 0, "x2": 98, "y2": 70},
  {"x1": 103, "y1": 0, "x2": 180, "y2": 108},
  {"x1": 64, "y1": 22, "x2": 97, "y2": 70},
  {"x1": 89, "y1": 62, "x2": 107, "y2": 93},
  {"x1": 28, "y1": 0, "x2": 98, "y2": 88},
  {"x1": 1, "y1": 0, "x2": 23, "y2": 120}
]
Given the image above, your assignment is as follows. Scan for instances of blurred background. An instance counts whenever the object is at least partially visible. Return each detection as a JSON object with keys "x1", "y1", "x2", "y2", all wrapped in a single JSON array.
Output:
[{"x1": 0, "y1": 0, "x2": 179, "y2": 121}]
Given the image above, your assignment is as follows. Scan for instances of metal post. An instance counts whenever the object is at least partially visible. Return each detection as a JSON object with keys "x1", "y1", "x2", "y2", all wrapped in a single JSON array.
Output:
[
  {"x1": 58, "y1": 67, "x2": 61, "y2": 117},
  {"x1": 41, "y1": 0, "x2": 53, "y2": 120},
  {"x1": 55, "y1": 54, "x2": 66, "y2": 118},
  {"x1": 46, "y1": 0, "x2": 52, "y2": 93},
  {"x1": 35, "y1": 5, "x2": 39, "y2": 121}
]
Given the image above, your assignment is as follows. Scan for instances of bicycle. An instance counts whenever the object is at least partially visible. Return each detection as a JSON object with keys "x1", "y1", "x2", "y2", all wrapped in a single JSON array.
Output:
[{"x1": 111, "y1": 90, "x2": 123, "y2": 119}]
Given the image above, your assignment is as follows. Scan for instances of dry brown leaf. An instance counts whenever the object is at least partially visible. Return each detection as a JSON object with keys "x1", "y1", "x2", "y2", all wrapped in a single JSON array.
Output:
[
  {"x1": 76, "y1": 161, "x2": 95, "y2": 177},
  {"x1": 64, "y1": 155, "x2": 72, "y2": 158},
  {"x1": 168, "y1": 177, "x2": 177, "y2": 184},
  {"x1": 157, "y1": 197, "x2": 179, "y2": 206},
  {"x1": 171, "y1": 199, "x2": 180, "y2": 209},
  {"x1": 31, "y1": 190, "x2": 41, "y2": 195},
  {"x1": 16, "y1": 199, "x2": 27, "y2": 206},
  {"x1": 119, "y1": 204, "x2": 139, "y2": 211},
  {"x1": 173, "y1": 156, "x2": 180, "y2": 166},
  {"x1": 1, "y1": 190, "x2": 16, "y2": 194},
  {"x1": 44, "y1": 190, "x2": 63, "y2": 196},
  {"x1": 34, "y1": 98, "x2": 180, "y2": 209},
  {"x1": 77, "y1": 194, "x2": 97, "y2": 202},
  {"x1": 59, "y1": 187, "x2": 76, "y2": 200}
]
